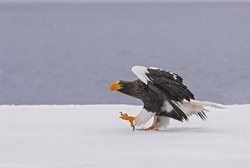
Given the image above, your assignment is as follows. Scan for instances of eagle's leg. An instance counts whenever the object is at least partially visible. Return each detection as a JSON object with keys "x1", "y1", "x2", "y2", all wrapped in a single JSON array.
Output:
[
  {"x1": 141, "y1": 115, "x2": 166, "y2": 131},
  {"x1": 119, "y1": 112, "x2": 135, "y2": 131}
]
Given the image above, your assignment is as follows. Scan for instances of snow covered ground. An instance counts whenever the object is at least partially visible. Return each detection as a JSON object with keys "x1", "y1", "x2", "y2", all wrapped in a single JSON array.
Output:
[{"x1": 0, "y1": 104, "x2": 249, "y2": 168}]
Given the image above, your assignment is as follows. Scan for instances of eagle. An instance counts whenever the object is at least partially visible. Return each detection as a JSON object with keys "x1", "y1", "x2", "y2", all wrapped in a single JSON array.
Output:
[{"x1": 110, "y1": 66, "x2": 224, "y2": 131}]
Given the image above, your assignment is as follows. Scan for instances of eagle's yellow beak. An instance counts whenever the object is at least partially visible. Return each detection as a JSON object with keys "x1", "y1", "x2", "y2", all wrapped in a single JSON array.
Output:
[{"x1": 110, "y1": 83, "x2": 122, "y2": 91}]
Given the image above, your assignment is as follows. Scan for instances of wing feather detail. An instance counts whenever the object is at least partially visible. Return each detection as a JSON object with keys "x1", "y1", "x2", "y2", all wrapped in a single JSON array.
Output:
[
  {"x1": 146, "y1": 68, "x2": 194, "y2": 102},
  {"x1": 131, "y1": 66, "x2": 196, "y2": 122},
  {"x1": 148, "y1": 83, "x2": 188, "y2": 121},
  {"x1": 132, "y1": 66, "x2": 194, "y2": 102}
]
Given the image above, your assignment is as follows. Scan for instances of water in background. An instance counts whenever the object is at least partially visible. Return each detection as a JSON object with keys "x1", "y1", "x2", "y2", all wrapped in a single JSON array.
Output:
[{"x1": 0, "y1": 1, "x2": 250, "y2": 105}]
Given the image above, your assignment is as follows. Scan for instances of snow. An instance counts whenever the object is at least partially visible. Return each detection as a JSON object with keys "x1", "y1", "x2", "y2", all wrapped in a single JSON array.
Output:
[{"x1": 0, "y1": 104, "x2": 249, "y2": 168}]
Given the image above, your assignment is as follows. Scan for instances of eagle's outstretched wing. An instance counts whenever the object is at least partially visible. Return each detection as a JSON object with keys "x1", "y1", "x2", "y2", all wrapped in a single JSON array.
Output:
[
  {"x1": 132, "y1": 66, "x2": 195, "y2": 121},
  {"x1": 132, "y1": 66, "x2": 194, "y2": 102},
  {"x1": 147, "y1": 67, "x2": 194, "y2": 102}
]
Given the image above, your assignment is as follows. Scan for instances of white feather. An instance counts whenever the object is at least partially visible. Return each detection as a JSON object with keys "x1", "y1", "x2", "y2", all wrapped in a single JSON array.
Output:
[
  {"x1": 134, "y1": 108, "x2": 154, "y2": 126},
  {"x1": 161, "y1": 101, "x2": 173, "y2": 112},
  {"x1": 131, "y1": 66, "x2": 150, "y2": 84},
  {"x1": 148, "y1": 66, "x2": 161, "y2": 70},
  {"x1": 175, "y1": 99, "x2": 225, "y2": 117},
  {"x1": 152, "y1": 116, "x2": 170, "y2": 129},
  {"x1": 188, "y1": 100, "x2": 225, "y2": 109}
]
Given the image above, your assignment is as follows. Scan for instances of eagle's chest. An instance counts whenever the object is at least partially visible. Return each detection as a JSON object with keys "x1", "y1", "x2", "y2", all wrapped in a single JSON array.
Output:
[{"x1": 138, "y1": 88, "x2": 164, "y2": 113}]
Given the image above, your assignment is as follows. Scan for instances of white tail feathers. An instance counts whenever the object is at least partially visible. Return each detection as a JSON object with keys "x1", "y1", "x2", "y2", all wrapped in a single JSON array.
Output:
[
  {"x1": 176, "y1": 99, "x2": 225, "y2": 117},
  {"x1": 189, "y1": 100, "x2": 225, "y2": 109}
]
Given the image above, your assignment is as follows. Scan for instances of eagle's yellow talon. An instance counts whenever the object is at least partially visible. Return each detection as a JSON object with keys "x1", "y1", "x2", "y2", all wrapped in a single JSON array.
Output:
[
  {"x1": 119, "y1": 112, "x2": 135, "y2": 131},
  {"x1": 137, "y1": 125, "x2": 156, "y2": 131},
  {"x1": 144, "y1": 125, "x2": 156, "y2": 131}
]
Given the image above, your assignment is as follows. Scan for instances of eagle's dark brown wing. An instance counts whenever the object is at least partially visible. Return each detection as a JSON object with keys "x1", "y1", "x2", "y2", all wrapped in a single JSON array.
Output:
[
  {"x1": 146, "y1": 68, "x2": 195, "y2": 102},
  {"x1": 132, "y1": 66, "x2": 195, "y2": 121}
]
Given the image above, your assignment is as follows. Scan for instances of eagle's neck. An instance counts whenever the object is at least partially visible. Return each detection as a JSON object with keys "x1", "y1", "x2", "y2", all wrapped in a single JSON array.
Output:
[{"x1": 118, "y1": 80, "x2": 144, "y2": 99}]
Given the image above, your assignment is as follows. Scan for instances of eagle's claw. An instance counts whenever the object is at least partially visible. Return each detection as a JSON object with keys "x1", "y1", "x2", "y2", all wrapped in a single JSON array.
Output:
[
  {"x1": 119, "y1": 112, "x2": 128, "y2": 116},
  {"x1": 119, "y1": 112, "x2": 135, "y2": 131}
]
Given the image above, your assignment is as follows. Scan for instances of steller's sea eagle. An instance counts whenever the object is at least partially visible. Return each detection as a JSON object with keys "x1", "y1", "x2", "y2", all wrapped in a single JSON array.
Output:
[{"x1": 110, "y1": 66, "x2": 224, "y2": 131}]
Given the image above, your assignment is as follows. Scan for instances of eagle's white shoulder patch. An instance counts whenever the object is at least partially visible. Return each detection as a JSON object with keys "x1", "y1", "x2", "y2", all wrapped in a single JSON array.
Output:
[
  {"x1": 148, "y1": 66, "x2": 161, "y2": 70},
  {"x1": 131, "y1": 66, "x2": 150, "y2": 84},
  {"x1": 134, "y1": 108, "x2": 154, "y2": 127}
]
